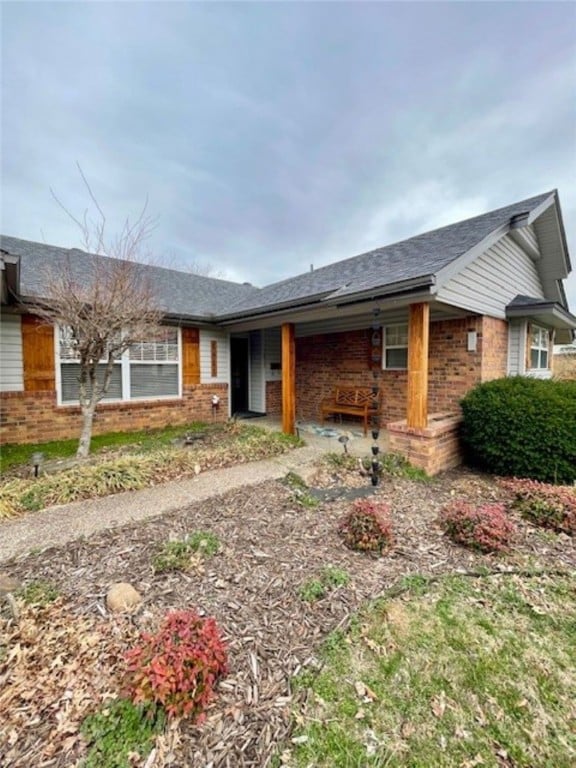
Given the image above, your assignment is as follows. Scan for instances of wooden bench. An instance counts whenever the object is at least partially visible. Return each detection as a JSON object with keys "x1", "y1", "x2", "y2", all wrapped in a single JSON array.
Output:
[{"x1": 320, "y1": 387, "x2": 382, "y2": 436}]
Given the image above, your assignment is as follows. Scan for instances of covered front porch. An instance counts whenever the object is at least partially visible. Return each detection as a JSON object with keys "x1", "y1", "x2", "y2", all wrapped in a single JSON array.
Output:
[{"x1": 226, "y1": 299, "x2": 485, "y2": 475}]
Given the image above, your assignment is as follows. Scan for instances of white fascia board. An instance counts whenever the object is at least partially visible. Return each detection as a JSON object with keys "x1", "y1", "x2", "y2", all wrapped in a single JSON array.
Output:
[{"x1": 526, "y1": 193, "x2": 556, "y2": 227}]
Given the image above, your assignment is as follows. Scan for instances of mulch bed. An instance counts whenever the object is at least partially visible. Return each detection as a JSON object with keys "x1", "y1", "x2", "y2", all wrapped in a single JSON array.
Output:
[{"x1": 1, "y1": 466, "x2": 574, "y2": 767}]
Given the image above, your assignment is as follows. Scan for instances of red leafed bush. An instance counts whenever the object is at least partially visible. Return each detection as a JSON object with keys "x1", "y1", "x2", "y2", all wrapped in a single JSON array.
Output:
[
  {"x1": 125, "y1": 610, "x2": 228, "y2": 720},
  {"x1": 500, "y1": 478, "x2": 576, "y2": 535},
  {"x1": 338, "y1": 498, "x2": 394, "y2": 554},
  {"x1": 440, "y1": 501, "x2": 515, "y2": 553}
]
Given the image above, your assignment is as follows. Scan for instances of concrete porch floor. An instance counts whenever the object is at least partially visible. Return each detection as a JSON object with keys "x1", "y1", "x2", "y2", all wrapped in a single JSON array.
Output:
[{"x1": 237, "y1": 414, "x2": 389, "y2": 458}]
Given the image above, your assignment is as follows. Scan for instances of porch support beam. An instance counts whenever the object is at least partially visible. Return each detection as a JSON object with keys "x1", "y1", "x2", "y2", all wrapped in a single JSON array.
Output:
[
  {"x1": 281, "y1": 322, "x2": 296, "y2": 434},
  {"x1": 406, "y1": 302, "x2": 430, "y2": 429}
]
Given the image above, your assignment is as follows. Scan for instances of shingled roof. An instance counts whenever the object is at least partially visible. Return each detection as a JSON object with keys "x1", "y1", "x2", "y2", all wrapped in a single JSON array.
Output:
[
  {"x1": 0, "y1": 191, "x2": 564, "y2": 321},
  {"x1": 0, "y1": 235, "x2": 259, "y2": 320},
  {"x1": 219, "y1": 191, "x2": 556, "y2": 318}
]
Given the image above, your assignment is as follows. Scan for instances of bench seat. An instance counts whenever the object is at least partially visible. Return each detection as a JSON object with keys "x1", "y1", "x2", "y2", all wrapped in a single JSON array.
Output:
[{"x1": 320, "y1": 386, "x2": 381, "y2": 436}]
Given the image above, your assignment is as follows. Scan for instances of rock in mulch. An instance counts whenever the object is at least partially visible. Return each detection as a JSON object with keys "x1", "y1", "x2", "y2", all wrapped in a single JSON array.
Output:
[
  {"x1": 106, "y1": 582, "x2": 142, "y2": 612},
  {"x1": 0, "y1": 572, "x2": 21, "y2": 596}
]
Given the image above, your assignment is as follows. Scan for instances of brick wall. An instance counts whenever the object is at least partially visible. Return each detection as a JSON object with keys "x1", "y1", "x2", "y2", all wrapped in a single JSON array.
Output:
[
  {"x1": 295, "y1": 329, "x2": 383, "y2": 422},
  {"x1": 387, "y1": 413, "x2": 463, "y2": 475},
  {"x1": 265, "y1": 380, "x2": 282, "y2": 415},
  {"x1": 480, "y1": 316, "x2": 509, "y2": 381},
  {"x1": 0, "y1": 384, "x2": 228, "y2": 445},
  {"x1": 427, "y1": 317, "x2": 483, "y2": 414},
  {"x1": 294, "y1": 316, "x2": 508, "y2": 427}
]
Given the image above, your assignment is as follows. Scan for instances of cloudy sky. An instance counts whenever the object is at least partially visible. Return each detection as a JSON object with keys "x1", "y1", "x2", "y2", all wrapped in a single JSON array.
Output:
[{"x1": 2, "y1": 1, "x2": 576, "y2": 306}]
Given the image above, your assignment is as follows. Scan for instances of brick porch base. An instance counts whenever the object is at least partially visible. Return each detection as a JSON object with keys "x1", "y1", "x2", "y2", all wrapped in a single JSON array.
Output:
[{"x1": 386, "y1": 412, "x2": 463, "y2": 476}]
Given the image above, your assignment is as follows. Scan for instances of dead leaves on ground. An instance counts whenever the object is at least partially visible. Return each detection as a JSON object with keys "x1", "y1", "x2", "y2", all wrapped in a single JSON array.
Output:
[{"x1": 0, "y1": 598, "x2": 134, "y2": 766}]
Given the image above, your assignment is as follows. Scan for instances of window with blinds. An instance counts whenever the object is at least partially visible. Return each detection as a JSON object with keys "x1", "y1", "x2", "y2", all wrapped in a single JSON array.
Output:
[{"x1": 58, "y1": 326, "x2": 181, "y2": 404}]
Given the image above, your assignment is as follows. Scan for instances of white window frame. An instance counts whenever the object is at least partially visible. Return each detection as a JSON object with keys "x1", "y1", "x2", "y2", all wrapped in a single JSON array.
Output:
[
  {"x1": 529, "y1": 325, "x2": 550, "y2": 371},
  {"x1": 55, "y1": 325, "x2": 182, "y2": 406},
  {"x1": 382, "y1": 324, "x2": 408, "y2": 370}
]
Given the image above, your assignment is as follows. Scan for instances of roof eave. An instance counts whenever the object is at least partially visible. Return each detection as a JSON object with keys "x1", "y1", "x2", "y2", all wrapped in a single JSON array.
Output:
[{"x1": 505, "y1": 301, "x2": 576, "y2": 330}]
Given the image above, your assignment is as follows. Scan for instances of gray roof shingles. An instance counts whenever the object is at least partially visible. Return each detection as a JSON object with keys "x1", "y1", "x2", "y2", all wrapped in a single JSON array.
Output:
[
  {"x1": 220, "y1": 191, "x2": 554, "y2": 316},
  {"x1": 0, "y1": 235, "x2": 259, "y2": 320},
  {"x1": 0, "y1": 191, "x2": 556, "y2": 321}
]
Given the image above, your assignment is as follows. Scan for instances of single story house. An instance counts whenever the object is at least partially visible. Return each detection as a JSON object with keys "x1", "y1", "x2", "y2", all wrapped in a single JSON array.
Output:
[{"x1": 1, "y1": 189, "x2": 575, "y2": 474}]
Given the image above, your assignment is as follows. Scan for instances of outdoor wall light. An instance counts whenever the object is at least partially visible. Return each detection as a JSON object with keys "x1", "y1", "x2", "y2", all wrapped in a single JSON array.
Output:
[
  {"x1": 467, "y1": 331, "x2": 477, "y2": 352},
  {"x1": 31, "y1": 451, "x2": 44, "y2": 478}
]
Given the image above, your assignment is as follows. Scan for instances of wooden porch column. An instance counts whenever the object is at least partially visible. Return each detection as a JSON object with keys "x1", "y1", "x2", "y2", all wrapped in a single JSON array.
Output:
[
  {"x1": 281, "y1": 323, "x2": 296, "y2": 434},
  {"x1": 406, "y1": 303, "x2": 430, "y2": 429}
]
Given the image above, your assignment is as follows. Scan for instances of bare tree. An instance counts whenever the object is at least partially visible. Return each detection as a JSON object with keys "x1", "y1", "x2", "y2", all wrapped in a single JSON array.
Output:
[{"x1": 28, "y1": 166, "x2": 162, "y2": 458}]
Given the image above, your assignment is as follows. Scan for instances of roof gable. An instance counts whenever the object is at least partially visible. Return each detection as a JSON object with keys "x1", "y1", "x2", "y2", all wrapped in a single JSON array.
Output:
[
  {"x1": 1, "y1": 190, "x2": 571, "y2": 322},
  {"x1": 220, "y1": 191, "x2": 556, "y2": 318}
]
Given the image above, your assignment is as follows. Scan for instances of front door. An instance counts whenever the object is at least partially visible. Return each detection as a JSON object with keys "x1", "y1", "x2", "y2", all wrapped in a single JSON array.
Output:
[{"x1": 230, "y1": 337, "x2": 249, "y2": 414}]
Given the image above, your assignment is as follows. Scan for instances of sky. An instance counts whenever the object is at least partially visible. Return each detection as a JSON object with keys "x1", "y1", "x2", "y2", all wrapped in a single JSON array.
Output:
[{"x1": 2, "y1": 1, "x2": 576, "y2": 308}]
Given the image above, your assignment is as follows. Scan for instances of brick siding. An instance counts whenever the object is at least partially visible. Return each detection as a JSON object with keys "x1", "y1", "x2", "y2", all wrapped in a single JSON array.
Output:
[
  {"x1": 0, "y1": 384, "x2": 228, "y2": 445},
  {"x1": 265, "y1": 380, "x2": 282, "y2": 415},
  {"x1": 387, "y1": 413, "x2": 463, "y2": 475},
  {"x1": 293, "y1": 316, "x2": 510, "y2": 428}
]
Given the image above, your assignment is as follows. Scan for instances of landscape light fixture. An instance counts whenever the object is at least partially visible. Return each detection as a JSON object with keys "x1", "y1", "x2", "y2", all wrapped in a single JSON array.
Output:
[{"x1": 31, "y1": 452, "x2": 44, "y2": 478}]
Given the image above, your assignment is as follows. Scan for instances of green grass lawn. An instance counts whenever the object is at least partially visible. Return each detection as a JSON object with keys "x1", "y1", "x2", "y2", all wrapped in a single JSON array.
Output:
[
  {"x1": 0, "y1": 422, "x2": 207, "y2": 475},
  {"x1": 291, "y1": 572, "x2": 576, "y2": 768}
]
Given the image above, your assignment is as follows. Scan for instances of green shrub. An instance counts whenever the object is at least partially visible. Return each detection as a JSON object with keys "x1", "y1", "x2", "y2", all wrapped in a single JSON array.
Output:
[
  {"x1": 125, "y1": 610, "x2": 228, "y2": 720},
  {"x1": 338, "y1": 499, "x2": 394, "y2": 554},
  {"x1": 81, "y1": 698, "x2": 165, "y2": 768},
  {"x1": 500, "y1": 478, "x2": 576, "y2": 535},
  {"x1": 461, "y1": 377, "x2": 576, "y2": 483}
]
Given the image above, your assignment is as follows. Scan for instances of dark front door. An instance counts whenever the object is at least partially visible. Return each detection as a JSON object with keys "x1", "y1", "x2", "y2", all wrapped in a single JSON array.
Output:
[{"x1": 231, "y1": 337, "x2": 249, "y2": 414}]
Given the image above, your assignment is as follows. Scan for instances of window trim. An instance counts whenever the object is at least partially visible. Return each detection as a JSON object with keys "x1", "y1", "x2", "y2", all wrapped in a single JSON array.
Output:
[
  {"x1": 528, "y1": 324, "x2": 550, "y2": 371},
  {"x1": 55, "y1": 325, "x2": 182, "y2": 406},
  {"x1": 382, "y1": 323, "x2": 409, "y2": 370}
]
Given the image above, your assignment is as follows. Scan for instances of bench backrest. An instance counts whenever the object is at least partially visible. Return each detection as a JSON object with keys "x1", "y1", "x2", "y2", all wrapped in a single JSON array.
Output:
[{"x1": 334, "y1": 387, "x2": 380, "y2": 407}]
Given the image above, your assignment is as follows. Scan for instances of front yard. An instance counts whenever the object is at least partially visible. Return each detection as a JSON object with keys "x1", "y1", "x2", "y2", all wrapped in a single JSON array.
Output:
[{"x1": 1, "y1": 455, "x2": 574, "y2": 767}]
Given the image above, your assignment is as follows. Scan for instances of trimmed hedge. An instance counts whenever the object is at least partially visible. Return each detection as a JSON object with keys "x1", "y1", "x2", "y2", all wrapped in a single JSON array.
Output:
[{"x1": 460, "y1": 377, "x2": 576, "y2": 484}]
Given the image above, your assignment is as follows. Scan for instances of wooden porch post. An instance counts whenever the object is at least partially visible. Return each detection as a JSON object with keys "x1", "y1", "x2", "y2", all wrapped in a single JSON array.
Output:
[
  {"x1": 406, "y1": 303, "x2": 430, "y2": 429},
  {"x1": 281, "y1": 323, "x2": 296, "y2": 434}
]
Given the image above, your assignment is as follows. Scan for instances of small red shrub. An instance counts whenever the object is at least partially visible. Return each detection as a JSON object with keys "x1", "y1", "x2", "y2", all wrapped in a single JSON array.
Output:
[
  {"x1": 440, "y1": 501, "x2": 515, "y2": 553},
  {"x1": 499, "y1": 478, "x2": 576, "y2": 535},
  {"x1": 338, "y1": 498, "x2": 394, "y2": 554},
  {"x1": 125, "y1": 610, "x2": 228, "y2": 720}
]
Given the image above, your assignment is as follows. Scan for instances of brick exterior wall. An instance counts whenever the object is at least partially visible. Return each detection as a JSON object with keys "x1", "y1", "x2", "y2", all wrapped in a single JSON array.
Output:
[
  {"x1": 480, "y1": 317, "x2": 509, "y2": 381},
  {"x1": 0, "y1": 384, "x2": 228, "y2": 445},
  {"x1": 295, "y1": 330, "x2": 379, "y2": 422},
  {"x1": 265, "y1": 380, "x2": 282, "y2": 415},
  {"x1": 293, "y1": 314, "x2": 510, "y2": 434}
]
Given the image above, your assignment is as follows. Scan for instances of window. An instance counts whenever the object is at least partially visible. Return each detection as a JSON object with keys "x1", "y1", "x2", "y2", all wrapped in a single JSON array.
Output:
[
  {"x1": 529, "y1": 325, "x2": 549, "y2": 370},
  {"x1": 382, "y1": 324, "x2": 408, "y2": 369},
  {"x1": 57, "y1": 326, "x2": 181, "y2": 404}
]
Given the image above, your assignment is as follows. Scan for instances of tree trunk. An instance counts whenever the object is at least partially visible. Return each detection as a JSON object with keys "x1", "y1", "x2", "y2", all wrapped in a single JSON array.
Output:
[{"x1": 77, "y1": 399, "x2": 98, "y2": 459}]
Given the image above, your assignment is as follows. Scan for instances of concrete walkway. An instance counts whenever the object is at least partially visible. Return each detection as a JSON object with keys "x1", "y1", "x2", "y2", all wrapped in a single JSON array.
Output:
[{"x1": 0, "y1": 422, "x2": 380, "y2": 563}]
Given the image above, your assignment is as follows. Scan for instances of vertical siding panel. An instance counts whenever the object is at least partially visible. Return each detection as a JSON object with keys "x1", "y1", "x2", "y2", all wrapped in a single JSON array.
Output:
[
  {"x1": 249, "y1": 330, "x2": 264, "y2": 412},
  {"x1": 200, "y1": 328, "x2": 230, "y2": 384},
  {"x1": 0, "y1": 314, "x2": 24, "y2": 391},
  {"x1": 21, "y1": 315, "x2": 55, "y2": 391}
]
